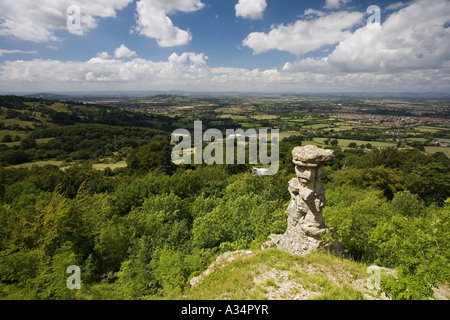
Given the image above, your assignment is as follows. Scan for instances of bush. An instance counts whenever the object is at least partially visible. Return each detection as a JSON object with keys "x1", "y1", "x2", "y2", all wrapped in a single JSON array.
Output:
[
  {"x1": 1, "y1": 150, "x2": 29, "y2": 165},
  {"x1": 1, "y1": 135, "x2": 12, "y2": 143}
]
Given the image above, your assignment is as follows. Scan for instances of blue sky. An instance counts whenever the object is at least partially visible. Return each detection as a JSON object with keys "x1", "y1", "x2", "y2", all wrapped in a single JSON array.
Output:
[{"x1": 0, "y1": 0, "x2": 449, "y2": 93}]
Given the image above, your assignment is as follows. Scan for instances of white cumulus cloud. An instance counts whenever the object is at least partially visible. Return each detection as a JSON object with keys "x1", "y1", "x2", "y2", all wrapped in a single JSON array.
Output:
[
  {"x1": 97, "y1": 52, "x2": 111, "y2": 59},
  {"x1": 0, "y1": 0, "x2": 449, "y2": 94},
  {"x1": 0, "y1": 51, "x2": 449, "y2": 93},
  {"x1": 0, "y1": 49, "x2": 38, "y2": 57},
  {"x1": 279, "y1": 0, "x2": 450, "y2": 93},
  {"x1": 0, "y1": 0, "x2": 133, "y2": 42},
  {"x1": 0, "y1": 52, "x2": 210, "y2": 91},
  {"x1": 386, "y1": 2, "x2": 407, "y2": 11},
  {"x1": 327, "y1": 0, "x2": 450, "y2": 73},
  {"x1": 114, "y1": 45, "x2": 137, "y2": 58},
  {"x1": 135, "y1": 0, "x2": 205, "y2": 47},
  {"x1": 243, "y1": 10, "x2": 364, "y2": 55},
  {"x1": 235, "y1": 0, "x2": 267, "y2": 20},
  {"x1": 324, "y1": 0, "x2": 352, "y2": 9}
]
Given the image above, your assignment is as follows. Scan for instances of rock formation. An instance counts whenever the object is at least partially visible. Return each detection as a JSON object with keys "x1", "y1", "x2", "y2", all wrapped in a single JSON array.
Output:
[{"x1": 263, "y1": 145, "x2": 344, "y2": 256}]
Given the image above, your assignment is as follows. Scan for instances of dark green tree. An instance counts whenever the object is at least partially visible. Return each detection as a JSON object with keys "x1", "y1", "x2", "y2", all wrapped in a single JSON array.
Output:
[{"x1": 127, "y1": 141, "x2": 175, "y2": 174}]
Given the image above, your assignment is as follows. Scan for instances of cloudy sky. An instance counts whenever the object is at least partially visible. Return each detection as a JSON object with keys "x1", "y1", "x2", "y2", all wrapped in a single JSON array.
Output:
[{"x1": 0, "y1": 0, "x2": 449, "y2": 93}]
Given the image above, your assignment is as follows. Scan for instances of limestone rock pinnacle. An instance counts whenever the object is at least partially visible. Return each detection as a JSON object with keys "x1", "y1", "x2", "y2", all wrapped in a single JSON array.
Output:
[{"x1": 263, "y1": 145, "x2": 344, "y2": 256}]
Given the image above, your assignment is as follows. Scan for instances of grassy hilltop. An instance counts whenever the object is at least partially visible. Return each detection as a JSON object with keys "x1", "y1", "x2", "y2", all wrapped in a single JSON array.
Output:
[{"x1": 180, "y1": 249, "x2": 393, "y2": 301}]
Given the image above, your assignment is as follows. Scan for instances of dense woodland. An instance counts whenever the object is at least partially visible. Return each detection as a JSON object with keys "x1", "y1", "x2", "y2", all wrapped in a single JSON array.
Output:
[{"x1": 0, "y1": 95, "x2": 448, "y2": 300}]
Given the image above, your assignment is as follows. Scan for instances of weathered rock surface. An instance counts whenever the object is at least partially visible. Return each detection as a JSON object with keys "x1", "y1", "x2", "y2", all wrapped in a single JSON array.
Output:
[{"x1": 263, "y1": 145, "x2": 344, "y2": 256}]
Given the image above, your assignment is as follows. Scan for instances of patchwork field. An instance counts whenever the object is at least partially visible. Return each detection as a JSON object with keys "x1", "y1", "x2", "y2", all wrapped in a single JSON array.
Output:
[
  {"x1": 425, "y1": 146, "x2": 450, "y2": 158},
  {"x1": 92, "y1": 161, "x2": 128, "y2": 171},
  {"x1": 9, "y1": 160, "x2": 64, "y2": 169},
  {"x1": 312, "y1": 138, "x2": 397, "y2": 148}
]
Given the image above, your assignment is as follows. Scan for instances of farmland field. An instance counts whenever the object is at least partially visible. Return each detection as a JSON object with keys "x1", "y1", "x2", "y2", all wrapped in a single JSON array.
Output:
[
  {"x1": 9, "y1": 160, "x2": 64, "y2": 169},
  {"x1": 416, "y1": 126, "x2": 442, "y2": 133},
  {"x1": 425, "y1": 146, "x2": 450, "y2": 157},
  {"x1": 312, "y1": 138, "x2": 397, "y2": 148},
  {"x1": 92, "y1": 161, "x2": 128, "y2": 171}
]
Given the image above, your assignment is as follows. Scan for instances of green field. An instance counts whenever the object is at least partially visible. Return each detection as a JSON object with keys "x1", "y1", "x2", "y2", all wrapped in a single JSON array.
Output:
[
  {"x1": 408, "y1": 138, "x2": 428, "y2": 142},
  {"x1": 47, "y1": 102, "x2": 70, "y2": 112},
  {"x1": 1, "y1": 137, "x2": 54, "y2": 148},
  {"x1": 92, "y1": 161, "x2": 128, "y2": 171},
  {"x1": 0, "y1": 118, "x2": 35, "y2": 129},
  {"x1": 312, "y1": 138, "x2": 397, "y2": 148},
  {"x1": 251, "y1": 115, "x2": 279, "y2": 120},
  {"x1": 416, "y1": 126, "x2": 443, "y2": 133},
  {"x1": 281, "y1": 118, "x2": 309, "y2": 123},
  {"x1": 240, "y1": 122, "x2": 262, "y2": 128},
  {"x1": 9, "y1": 160, "x2": 64, "y2": 169},
  {"x1": 220, "y1": 114, "x2": 248, "y2": 121},
  {"x1": 323, "y1": 126, "x2": 354, "y2": 132},
  {"x1": 302, "y1": 124, "x2": 331, "y2": 130},
  {"x1": 425, "y1": 146, "x2": 450, "y2": 157},
  {"x1": 9, "y1": 160, "x2": 129, "y2": 171},
  {"x1": 279, "y1": 131, "x2": 304, "y2": 140},
  {"x1": 0, "y1": 130, "x2": 32, "y2": 140}
]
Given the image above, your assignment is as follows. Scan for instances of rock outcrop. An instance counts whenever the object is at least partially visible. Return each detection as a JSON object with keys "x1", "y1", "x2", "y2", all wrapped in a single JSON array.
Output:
[{"x1": 263, "y1": 145, "x2": 344, "y2": 256}]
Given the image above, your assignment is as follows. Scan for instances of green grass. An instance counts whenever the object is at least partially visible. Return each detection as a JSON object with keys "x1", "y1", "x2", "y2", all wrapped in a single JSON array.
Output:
[
  {"x1": 282, "y1": 118, "x2": 309, "y2": 123},
  {"x1": 302, "y1": 124, "x2": 331, "y2": 130},
  {"x1": 324, "y1": 126, "x2": 354, "y2": 132},
  {"x1": 1, "y1": 141, "x2": 21, "y2": 147},
  {"x1": 0, "y1": 118, "x2": 35, "y2": 129},
  {"x1": 416, "y1": 126, "x2": 443, "y2": 133},
  {"x1": 408, "y1": 138, "x2": 428, "y2": 142},
  {"x1": 251, "y1": 115, "x2": 279, "y2": 120},
  {"x1": 1, "y1": 137, "x2": 56, "y2": 147},
  {"x1": 312, "y1": 138, "x2": 397, "y2": 148},
  {"x1": 220, "y1": 114, "x2": 248, "y2": 121},
  {"x1": 313, "y1": 284, "x2": 364, "y2": 300},
  {"x1": 214, "y1": 106, "x2": 255, "y2": 114},
  {"x1": 8, "y1": 159, "x2": 128, "y2": 171},
  {"x1": 425, "y1": 146, "x2": 450, "y2": 158},
  {"x1": 47, "y1": 102, "x2": 70, "y2": 113},
  {"x1": 92, "y1": 161, "x2": 128, "y2": 171},
  {"x1": 0, "y1": 130, "x2": 31, "y2": 140},
  {"x1": 240, "y1": 123, "x2": 262, "y2": 129},
  {"x1": 279, "y1": 132, "x2": 304, "y2": 140},
  {"x1": 181, "y1": 249, "x2": 381, "y2": 300},
  {"x1": 9, "y1": 160, "x2": 64, "y2": 169},
  {"x1": 35, "y1": 138, "x2": 53, "y2": 145}
]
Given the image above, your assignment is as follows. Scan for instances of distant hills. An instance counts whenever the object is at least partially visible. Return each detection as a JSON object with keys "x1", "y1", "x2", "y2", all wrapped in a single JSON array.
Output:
[
  {"x1": 24, "y1": 93, "x2": 78, "y2": 101},
  {"x1": 8, "y1": 91, "x2": 450, "y2": 101}
]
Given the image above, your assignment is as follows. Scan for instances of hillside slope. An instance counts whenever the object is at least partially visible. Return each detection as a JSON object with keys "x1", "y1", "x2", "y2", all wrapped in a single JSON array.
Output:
[{"x1": 182, "y1": 249, "x2": 447, "y2": 300}]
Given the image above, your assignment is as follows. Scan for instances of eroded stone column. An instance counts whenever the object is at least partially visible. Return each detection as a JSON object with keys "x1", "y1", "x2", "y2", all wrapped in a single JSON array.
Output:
[{"x1": 263, "y1": 145, "x2": 344, "y2": 256}]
